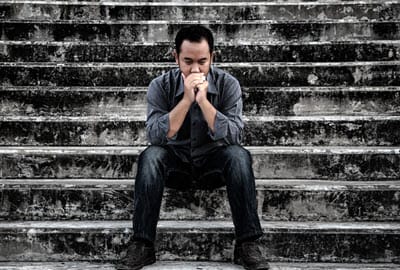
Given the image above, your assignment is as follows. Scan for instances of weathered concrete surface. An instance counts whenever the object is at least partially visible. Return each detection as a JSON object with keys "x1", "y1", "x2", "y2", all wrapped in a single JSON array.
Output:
[
  {"x1": 1, "y1": 86, "x2": 400, "y2": 117},
  {"x1": 1, "y1": 262, "x2": 399, "y2": 270},
  {"x1": 0, "y1": 121, "x2": 148, "y2": 146},
  {"x1": 2, "y1": 41, "x2": 400, "y2": 62},
  {"x1": 0, "y1": 86, "x2": 147, "y2": 117},
  {"x1": 1, "y1": 182, "x2": 400, "y2": 221},
  {"x1": 1, "y1": 2, "x2": 399, "y2": 21},
  {"x1": 1, "y1": 21, "x2": 399, "y2": 43},
  {"x1": 243, "y1": 87, "x2": 400, "y2": 116},
  {"x1": 0, "y1": 220, "x2": 399, "y2": 263},
  {"x1": 1, "y1": 117, "x2": 400, "y2": 146},
  {"x1": 0, "y1": 146, "x2": 400, "y2": 180},
  {"x1": 0, "y1": 62, "x2": 400, "y2": 87},
  {"x1": 244, "y1": 117, "x2": 400, "y2": 146}
]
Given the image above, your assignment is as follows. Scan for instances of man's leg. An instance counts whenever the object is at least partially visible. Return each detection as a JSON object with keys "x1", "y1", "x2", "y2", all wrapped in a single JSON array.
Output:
[
  {"x1": 133, "y1": 145, "x2": 169, "y2": 243},
  {"x1": 118, "y1": 145, "x2": 169, "y2": 270},
  {"x1": 218, "y1": 145, "x2": 262, "y2": 241},
  {"x1": 199, "y1": 145, "x2": 268, "y2": 270}
]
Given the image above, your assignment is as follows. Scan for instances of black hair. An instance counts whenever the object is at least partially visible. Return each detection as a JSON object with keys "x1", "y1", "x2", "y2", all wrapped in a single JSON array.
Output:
[{"x1": 175, "y1": 25, "x2": 214, "y2": 54}]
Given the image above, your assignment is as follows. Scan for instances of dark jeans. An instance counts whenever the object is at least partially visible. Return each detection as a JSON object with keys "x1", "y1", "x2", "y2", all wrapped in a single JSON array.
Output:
[{"x1": 133, "y1": 145, "x2": 263, "y2": 243}]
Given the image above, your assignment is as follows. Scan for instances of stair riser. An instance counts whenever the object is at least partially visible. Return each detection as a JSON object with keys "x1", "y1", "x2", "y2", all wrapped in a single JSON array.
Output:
[
  {"x1": 2, "y1": 89, "x2": 400, "y2": 116},
  {"x1": 0, "y1": 65, "x2": 399, "y2": 87},
  {"x1": 1, "y1": 120, "x2": 400, "y2": 146},
  {"x1": 1, "y1": 43, "x2": 399, "y2": 62},
  {"x1": 0, "y1": 122, "x2": 148, "y2": 146},
  {"x1": 0, "y1": 90, "x2": 147, "y2": 116},
  {"x1": 1, "y1": 188, "x2": 399, "y2": 222},
  {"x1": 244, "y1": 90, "x2": 400, "y2": 116},
  {"x1": 0, "y1": 230, "x2": 398, "y2": 262},
  {"x1": 1, "y1": 4, "x2": 399, "y2": 21},
  {"x1": 1, "y1": 153, "x2": 399, "y2": 180},
  {"x1": 1, "y1": 22, "x2": 398, "y2": 42}
]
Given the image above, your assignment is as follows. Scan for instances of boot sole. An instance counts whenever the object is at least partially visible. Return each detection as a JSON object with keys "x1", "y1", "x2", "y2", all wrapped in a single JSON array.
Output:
[{"x1": 115, "y1": 255, "x2": 156, "y2": 270}]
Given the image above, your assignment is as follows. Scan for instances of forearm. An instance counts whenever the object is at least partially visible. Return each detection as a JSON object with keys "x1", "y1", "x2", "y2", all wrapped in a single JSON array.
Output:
[
  {"x1": 198, "y1": 99, "x2": 217, "y2": 133},
  {"x1": 167, "y1": 98, "x2": 192, "y2": 138}
]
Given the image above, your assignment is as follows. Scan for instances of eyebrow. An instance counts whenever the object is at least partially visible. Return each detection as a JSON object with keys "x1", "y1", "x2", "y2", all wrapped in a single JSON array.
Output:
[{"x1": 183, "y1": 57, "x2": 208, "y2": 62}]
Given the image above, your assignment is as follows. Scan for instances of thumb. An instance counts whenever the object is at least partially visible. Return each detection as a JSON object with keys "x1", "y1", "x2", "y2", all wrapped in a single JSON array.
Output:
[{"x1": 181, "y1": 73, "x2": 186, "y2": 81}]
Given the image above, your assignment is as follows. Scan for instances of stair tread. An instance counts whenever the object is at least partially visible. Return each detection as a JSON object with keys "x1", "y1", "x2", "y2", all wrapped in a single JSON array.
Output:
[
  {"x1": 1, "y1": 220, "x2": 400, "y2": 232},
  {"x1": 2, "y1": 115, "x2": 400, "y2": 121},
  {"x1": 2, "y1": 40, "x2": 400, "y2": 46},
  {"x1": 2, "y1": 86, "x2": 400, "y2": 92},
  {"x1": 0, "y1": 262, "x2": 398, "y2": 270},
  {"x1": 2, "y1": 178, "x2": 400, "y2": 189},
  {"x1": 1, "y1": 61, "x2": 399, "y2": 67},
  {"x1": 1, "y1": 145, "x2": 399, "y2": 154},
  {"x1": 0, "y1": 1, "x2": 399, "y2": 5},
  {"x1": 2, "y1": 18, "x2": 398, "y2": 23}
]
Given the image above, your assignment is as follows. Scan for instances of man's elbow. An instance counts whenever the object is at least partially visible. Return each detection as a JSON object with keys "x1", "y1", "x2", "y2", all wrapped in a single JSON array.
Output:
[{"x1": 146, "y1": 130, "x2": 166, "y2": 146}]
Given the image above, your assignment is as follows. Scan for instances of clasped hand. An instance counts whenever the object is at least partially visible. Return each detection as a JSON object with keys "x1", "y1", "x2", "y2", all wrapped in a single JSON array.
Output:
[{"x1": 182, "y1": 72, "x2": 208, "y2": 104}]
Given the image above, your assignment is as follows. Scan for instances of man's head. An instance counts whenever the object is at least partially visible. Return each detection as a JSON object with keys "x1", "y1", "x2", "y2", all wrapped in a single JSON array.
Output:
[{"x1": 174, "y1": 25, "x2": 214, "y2": 78}]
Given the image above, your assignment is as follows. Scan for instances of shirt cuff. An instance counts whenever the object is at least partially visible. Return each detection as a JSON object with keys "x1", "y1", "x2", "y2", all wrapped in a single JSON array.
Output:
[
  {"x1": 163, "y1": 113, "x2": 178, "y2": 141},
  {"x1": 208, "y1": 111, "x2": 228, "y2": 141},
  {"x1": 156, "y1": 113, "x2": 177, "y2": 142}
]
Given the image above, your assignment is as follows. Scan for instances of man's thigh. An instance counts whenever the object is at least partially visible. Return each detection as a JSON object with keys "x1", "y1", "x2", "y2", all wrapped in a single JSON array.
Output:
[
  {"x1": 195, "y1": 145, "x2": 250, "y2": 189},
  {"x1": 163, "y1": 147, "x2": 193, "y2": 190}
]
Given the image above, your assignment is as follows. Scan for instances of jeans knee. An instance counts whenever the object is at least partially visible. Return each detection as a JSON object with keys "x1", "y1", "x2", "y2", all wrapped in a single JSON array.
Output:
[
  {"x1": 136, "y1": 146, "x2": 168, "y2": 186},
  {"x1": 224, "y1": 145, "x2": 252, "y2": 167},
  {"x1": 139, "y1": 146, "x2": 168, "y2": 167},
  {"x1": 223, "y1": 145, "x2": 254, "y2": 185}
]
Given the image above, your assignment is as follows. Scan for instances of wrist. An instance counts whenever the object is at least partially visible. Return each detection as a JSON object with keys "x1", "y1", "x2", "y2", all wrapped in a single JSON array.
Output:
[
  {"x1": 181, "y1": 96, "x2": 193, "y2": 107},
  {"x1": 197, "y1": 97, "x2": 209, "y2": 108}
]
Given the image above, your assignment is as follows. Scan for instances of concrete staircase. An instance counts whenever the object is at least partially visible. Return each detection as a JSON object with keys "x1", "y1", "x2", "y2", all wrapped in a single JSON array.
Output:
[{"x1": 1, "y1": 1, "x2": 400, "y2": 269}]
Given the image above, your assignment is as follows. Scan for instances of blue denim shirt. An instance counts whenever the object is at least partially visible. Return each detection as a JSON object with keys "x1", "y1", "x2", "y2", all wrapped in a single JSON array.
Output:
[{"x1": 146, "y1": 66, "x2": 244, "y2": 166}]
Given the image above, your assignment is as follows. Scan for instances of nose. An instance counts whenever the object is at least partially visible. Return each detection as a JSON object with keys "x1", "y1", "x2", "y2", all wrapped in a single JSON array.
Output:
[{"x1": 190, "y1": 64, "x2": 200, "y2": 73}]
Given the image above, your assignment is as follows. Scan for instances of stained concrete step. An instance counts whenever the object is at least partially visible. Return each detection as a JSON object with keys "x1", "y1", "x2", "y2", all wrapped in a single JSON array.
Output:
[
  {"x1": 0, "y1": 220, "x2": 399, "y2": 262},
  {"x1": 0, "y1": 262, "x2": 399, "y2": 270},
  {"x1": 0, "y1": 20, "x2": 399, "y2": 43},
  {"x1": 0, "y1": 1, "x2": 399, "y2": 21},
  {"x1": 1, "y1": 115, "x2": 400, "y2": 146},
  {"x1": 1, "y1": 86, "x2": 400, "y2": 117},
  {"x1": 0, "y1": 146, "x2": 400, "y2": 180},
  {"x1": 1, "y1": 41, "x2": 400, "y2": 63},
  {"x1": 1, "y1": 179, "x2": 399, "y2": 222},
  {"x1": 0, "y1": 62, "x2": 399, "y2": 87}
]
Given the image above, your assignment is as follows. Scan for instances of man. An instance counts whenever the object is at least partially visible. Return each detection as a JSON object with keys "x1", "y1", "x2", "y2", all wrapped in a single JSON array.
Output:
[{"x1": 118, "y1": 25, "x2": 269, "y2": 270}]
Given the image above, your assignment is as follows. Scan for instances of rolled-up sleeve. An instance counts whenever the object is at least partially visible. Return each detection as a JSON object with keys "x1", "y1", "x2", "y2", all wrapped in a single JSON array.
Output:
[
  {"x1": 208, "y1": 76, "x2": 244, "y2": 144},
  {"x1": 146, "y1": 78, "x2": 170, "y2": 145}
]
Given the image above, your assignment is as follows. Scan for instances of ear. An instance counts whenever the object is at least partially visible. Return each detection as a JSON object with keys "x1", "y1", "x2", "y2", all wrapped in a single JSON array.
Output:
[
  {"x1": 211, "y1": 51, "x2": 215, "y2": 64},
  {"x1": 173, "y1": 49, "x2": 179, "y2": 65}
]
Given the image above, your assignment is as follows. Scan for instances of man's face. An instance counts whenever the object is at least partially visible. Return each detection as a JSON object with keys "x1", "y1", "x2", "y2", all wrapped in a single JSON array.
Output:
[{"x1": 174, "y1": 39, "x2": 213, "y2": 78}]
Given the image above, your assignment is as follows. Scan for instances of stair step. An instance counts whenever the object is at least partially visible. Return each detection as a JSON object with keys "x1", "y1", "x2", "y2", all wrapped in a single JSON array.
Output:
[
  {"x1": 2, "y1": 40, "x2": 400, "y2": 62},
  {"x1": 1, "y1": 115, "x2": 400, "y2": 146},
  {"x1": 1, "y1": 179, "x2": 399, "y2": 221},
  {"x1": 0, "y1": 21, "x2": 399, "y2": 42},
  {"x1": 0, "y1": 220, "x2": 398, "y2": 262},
  {"x1": 0, "y1": 146, "x2": 399, "y2": 180},
  {"x1": 0, "y1": 1, "x2": 398, "y2": 21},
  {"x1": 0, "y1": 61, "x2": 399, "y2": 87},
  {"x1": 0, "y1": 262, "x2": 399, "y2": 270},
  {"x1": 1, "y1": 86, "x2": 400, "y2": 117}
]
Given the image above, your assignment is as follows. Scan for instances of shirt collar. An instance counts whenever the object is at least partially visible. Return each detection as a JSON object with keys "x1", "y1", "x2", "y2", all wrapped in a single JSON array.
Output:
[{"x1": 175, "y1": 66, "x2": 218, "y2": 97}]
